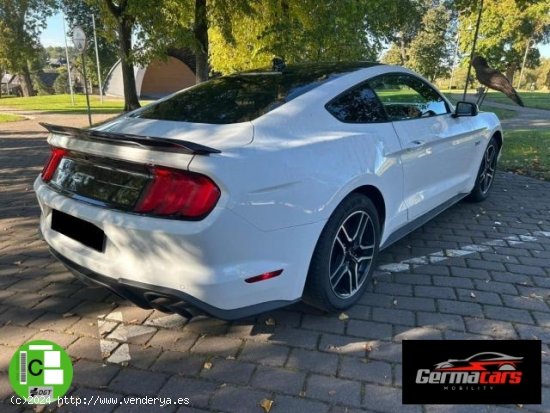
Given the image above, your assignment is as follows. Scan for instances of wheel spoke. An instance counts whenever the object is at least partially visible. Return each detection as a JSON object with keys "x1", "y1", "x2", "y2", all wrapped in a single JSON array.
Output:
[
  {"x1": 352, "y1": 213, "x2": 369, "y2": 244},
  {"x1": 330, "y1": 260, "x2": 347, "y2": 282},
  {"x1": 359, "y1": 243, "x2": 375, "y2": 251},
  {"x1": 341, "y1": 225, "x2": 353, "y2": 243}
]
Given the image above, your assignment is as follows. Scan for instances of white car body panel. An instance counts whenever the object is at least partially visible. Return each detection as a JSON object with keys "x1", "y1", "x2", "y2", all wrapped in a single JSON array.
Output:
[{"x1": 34, "y1": 64, "x2": 503, "y2": 318}]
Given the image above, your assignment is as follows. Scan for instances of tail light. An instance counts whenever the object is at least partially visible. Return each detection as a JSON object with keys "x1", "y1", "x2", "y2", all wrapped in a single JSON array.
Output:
[
  {"x1": 41, "y1": 147, "x2": 68, "y2": 182},
  {"x1": 135, "y1": 166, "x2": 220, "y2": 219}
]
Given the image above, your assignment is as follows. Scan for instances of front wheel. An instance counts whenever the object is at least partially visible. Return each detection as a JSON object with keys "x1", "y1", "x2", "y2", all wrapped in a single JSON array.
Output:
[
  {"x1": 303, "y1": 194, "x2": 380, "y2": 312},
  {"x1": 466, "y1": 136, "x2": 499, "y2": 202}
]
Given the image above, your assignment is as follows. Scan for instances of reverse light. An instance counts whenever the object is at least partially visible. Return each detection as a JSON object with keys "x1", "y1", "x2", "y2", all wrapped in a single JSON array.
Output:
[
  {"x1": 41, "y1": 147, "x2": 68, "y2": 182},
  {"x1": 135, "y1": 166, "x2": 221, "y2": 218},
  {"x1": 245, "y1": 269, "x2": 283, "y2": 284}
]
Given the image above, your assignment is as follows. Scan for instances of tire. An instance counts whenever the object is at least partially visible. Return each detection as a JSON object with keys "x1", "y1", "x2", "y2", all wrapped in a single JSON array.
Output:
[
  {"x1": 303, "y1": 193, "x2": 380, "y2": 312},
  {"x1": 466, "y1": 136, "x2": 500, "y2": 202}
]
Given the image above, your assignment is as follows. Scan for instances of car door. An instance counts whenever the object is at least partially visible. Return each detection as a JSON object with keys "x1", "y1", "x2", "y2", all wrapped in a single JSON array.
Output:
[{"x1": 369, "y1": 73, "x2": 476, "y2": 221}]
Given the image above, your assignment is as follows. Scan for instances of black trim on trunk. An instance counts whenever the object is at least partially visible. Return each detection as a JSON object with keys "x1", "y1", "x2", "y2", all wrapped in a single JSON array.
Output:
[{"x1": 40, "y1": 122, "x2": 221, "y2": 155}]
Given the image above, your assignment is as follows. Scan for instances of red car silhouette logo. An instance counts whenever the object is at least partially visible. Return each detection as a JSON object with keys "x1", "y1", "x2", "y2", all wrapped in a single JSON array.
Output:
[{"x1": 434, "y1": 352, "x2": 523, "y2": 372}]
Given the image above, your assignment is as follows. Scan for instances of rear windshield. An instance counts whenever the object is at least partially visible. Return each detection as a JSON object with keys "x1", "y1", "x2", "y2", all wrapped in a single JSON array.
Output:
[{"x1": 134, "y1": 62, "x2": 378, "y2": 124}]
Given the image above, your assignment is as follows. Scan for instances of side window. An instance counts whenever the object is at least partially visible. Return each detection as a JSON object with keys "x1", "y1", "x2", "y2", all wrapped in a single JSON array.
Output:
[
  {"x1": 368, "y1": 74, "x2": 449, "y2": 121},
  {"x1": 325, "y1": 82, "x2": 388, "y2": 123}
]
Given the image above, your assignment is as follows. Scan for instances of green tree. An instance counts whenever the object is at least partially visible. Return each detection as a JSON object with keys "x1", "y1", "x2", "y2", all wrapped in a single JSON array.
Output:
[
  {"x1": 458, "y1": 0, "x2": 550, "y2": 81},
  {"x1": 408, "y1": 4, "x2": 453, "y2": 81},
  {"x1": 0, "y1": 0, "x2": 57, "y2": 96},
  {"x1": 62, "y1": 0, "x2": 118, "y2": 92},
  {"x1": 209, "y1": 0, "x2": 397, "y2": 74}
]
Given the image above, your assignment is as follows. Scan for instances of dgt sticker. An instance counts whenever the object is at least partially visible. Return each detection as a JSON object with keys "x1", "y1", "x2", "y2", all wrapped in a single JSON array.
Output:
[
  {"x1": 402, "y1": 340, "x2": 541, "y2": 404},
  {"x1": 9, "y1": 340, "x2": 73, "y2": 404}
]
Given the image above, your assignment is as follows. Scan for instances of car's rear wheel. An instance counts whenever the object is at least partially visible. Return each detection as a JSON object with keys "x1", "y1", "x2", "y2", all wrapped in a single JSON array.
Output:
[
  {"x1": 304, "y1": 193, "x2": 380, "y2": 312},
  {"x1": 466, "y1": 136, "x2": 499, "y2": 202}
]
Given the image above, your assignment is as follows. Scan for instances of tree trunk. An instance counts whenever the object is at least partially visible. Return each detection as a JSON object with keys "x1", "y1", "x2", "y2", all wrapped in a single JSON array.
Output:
[
  {"x1": 20, "y1": 64, "x2": 35, "y2": 97},
  {"x1": 118, "y1": 19, "x2": 140, "y2": 111},
  {"x1": 399, "y1": 34, "x2": 407, "y2": 65},
  {"x1": 505, "y1": 63, "x2": 517, "y2": 84},
  {"x1": 194, "y1": 0, "x2": 209, "y2": 83}
]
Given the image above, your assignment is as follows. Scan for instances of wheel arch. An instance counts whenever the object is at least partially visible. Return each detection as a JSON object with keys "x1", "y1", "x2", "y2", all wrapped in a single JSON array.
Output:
[
  {"x1": 350, "y1": 185, "x2": 386, "y2": 232},
  {"x1": 492, "y1": 130, "x2": 503, "y2": 150}
]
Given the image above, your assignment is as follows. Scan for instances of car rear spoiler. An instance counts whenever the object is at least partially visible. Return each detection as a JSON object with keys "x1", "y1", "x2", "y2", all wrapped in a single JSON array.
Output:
[{"x1": 40, "y1": 122, "x2": 221, "y2": 155}]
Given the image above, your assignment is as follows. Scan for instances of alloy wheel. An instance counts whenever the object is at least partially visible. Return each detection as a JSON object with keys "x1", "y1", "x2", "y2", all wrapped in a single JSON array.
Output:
[
  {"x1": 329, "y1": 210, "x2": 376, "y2": 298},
  {"x1": 479, "y1": 143, "x2": 497, "y2": 194}
]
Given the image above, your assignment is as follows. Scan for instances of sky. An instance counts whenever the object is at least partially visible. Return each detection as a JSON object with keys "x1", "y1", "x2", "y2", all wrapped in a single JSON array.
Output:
[{"x1": 41, "y1": 12, "x2": 550, "y2": 58}]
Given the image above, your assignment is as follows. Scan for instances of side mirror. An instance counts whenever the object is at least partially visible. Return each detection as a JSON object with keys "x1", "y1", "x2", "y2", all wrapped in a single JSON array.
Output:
[{"x1": 453, "y1": 101, "x2": 478, "y2": 117}]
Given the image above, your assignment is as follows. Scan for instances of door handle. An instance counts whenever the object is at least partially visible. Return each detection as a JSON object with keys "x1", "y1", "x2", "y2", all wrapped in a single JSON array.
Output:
[
  {"x1": 406, "y1": 140, "x2": 426, "y2": 151},
  {"x1": 411, "y1": 140, "x2": 426, "y2": 145}
]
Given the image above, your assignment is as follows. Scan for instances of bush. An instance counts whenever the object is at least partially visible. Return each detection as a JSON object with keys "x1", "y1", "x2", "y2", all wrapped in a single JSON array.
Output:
[{"x1": 53, "y1": 72, "x2": 70, "y2": 94}]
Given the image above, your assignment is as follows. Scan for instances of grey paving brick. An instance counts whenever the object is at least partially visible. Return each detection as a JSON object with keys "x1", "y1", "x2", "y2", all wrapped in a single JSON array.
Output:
[
  {"x1": 363, "y1": 383, "x2": 421, "y2": 412},
  {"x1": 414, "y1": 286, "x2": 456, "y2": 300},
  {"x1": 302, "y1": 314, "x2": 345, "y2": 334},
  {"x1": 372, "y1": 307, "x2": 415, "y2": 326},
  {"x1": 450, "y1": 266, "x2": 490, "y2": 280},
  {"x1": 268, "y1": 327, "x2": 319, "y2": 349},
  {"x1": 200, "y1": 358, "x2": 255, "y2": 384},
  {"x1": 473, "y1": 279, "x2": 519, "y2": 295},
  {"x1": 464, "y1": 317, "x2": 518, "y2": 339},
  {"x1": 466, "y1": 258, "x2": 506, "y2": 271},
  {"x1": 239, "y1": 341, "x2": 290, "y2": 366},
  {"x1": 391, "y1": 296, "x2": 436, "y2": 311},
  {"x1": 73, "y1": 359, "x2": 120, "y2": 387},
  {"x1": 190, "y1": 336, "x2": 242, "y2": 357},
  {"x1": 502, "y1": 294, "x2": 549, "y2": 311},
  {"x1": 347, "y1": 320, "x2": 392, "y2": 340},
  {"x1": 480, "y1": 252, "x2": 519, "y2": 264},
  {"x1": 490, "y1": 271, "x2": 532, "y2": 285},
  {"x1": 109, "y1": 368, "x2": 167, "y2": 396},
  {"x1": 286, "y1": 348, "x2": 338, "y2": 375},
  {"x1": 160, "y1": 377, "x2": 217, "y2": 410},
  {"x1": 0, "y1": 325, "x2": 38, "y2": 346},
  {"x1": 319, "y1": 334, "x2": 368, "y2": 358},
  {"x1": 456, "y1": 288, "x2": 503, "y2": 305},
  {"x1": 417, "y1": 312, "x2": 465, "y2": 331},
  {"x1": 251, "y1": 365, "x2": 306, "y2": 394},
  {"x1": 515, "y1": 324, "x2": 550, "y2": 342},
  {"x1": 394, "y1": 273, "x2": 432, "y2": 285},
  {"x1": 147, "y1": 330, "x2": 198, "y2": 352},
  {"x1": 210, "y1": 384, "x2": 270, "y2": 413},
  {"x1": 271, "y1": 395, "x2": 330, "y2": 413},
  {"x1": 437, "y1": 299, "x2": 483, "y2": 317},
  {"x1": 375, "y1": 282, "x2": 414, "y2": 296},
  {"x1": 339, "y1": 358, "x2": 392, "y2": 385},
  {"x1": 394, "y1": 326, "x2": 443, "y2": 341},
  {"x1": 506, "y1": 263, "x2": 547, "y2": 276},
  {"x1": 532, "y1": 311, "x2": 550, "y2": 328},
  {"x1": 150, "y1": 350, "x2": 204, "y2": 376},
  {"x1": 484, "y1": 305, "x2": 534, "y2": 324},
  {"x1": 367, "y1": 341, "x2": 402, "y2": 363},
  {"x1": 433, "y1": 276, "x2": 474, "y2": 288},
  {"x1": 357, "y1": 293, "x2": 394, "y2": 308},
  {"x1": 306, "y1": 374, "x2": 361, "y2": 406}
]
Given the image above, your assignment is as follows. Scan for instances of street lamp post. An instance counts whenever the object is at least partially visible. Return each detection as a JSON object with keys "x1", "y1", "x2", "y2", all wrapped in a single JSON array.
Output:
[{"x1": 517, "y1": 38, "x2": 534, "y2": 90}]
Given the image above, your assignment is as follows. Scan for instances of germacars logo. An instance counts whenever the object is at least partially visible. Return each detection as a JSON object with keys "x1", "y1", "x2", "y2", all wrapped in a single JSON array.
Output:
[{"x1": 416, "y1": 352, "x2": 524, "y2": 386}]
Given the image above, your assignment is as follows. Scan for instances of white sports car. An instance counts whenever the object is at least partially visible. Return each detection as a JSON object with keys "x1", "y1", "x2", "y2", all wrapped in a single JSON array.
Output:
[{"x1": 35, "y1": 62, "x2": 502, "y2": 319}]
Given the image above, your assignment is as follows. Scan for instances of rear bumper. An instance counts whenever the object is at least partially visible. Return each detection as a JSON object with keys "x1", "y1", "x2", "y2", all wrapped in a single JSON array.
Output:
[
  {"x1": 50, "y1": 247, "x2": 298, "y2": 320},
  {"x1": 35, "y1": 177, "x2": 325, "y2": 317}
]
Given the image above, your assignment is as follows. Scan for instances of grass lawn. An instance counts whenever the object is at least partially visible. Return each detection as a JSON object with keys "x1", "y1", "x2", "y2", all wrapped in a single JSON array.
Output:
[
  {"x1": 484, "y1": 91, "x2": 550, "y2": 111},
  {"x1": 500, "y1": 128, "x2": 550, "y2": 181},
  {"x1": 0, "y1": 94, "x2": 152, "y2": 114},
  {"x1": 0, "y1": 113, "x2": 25, "y2": 123}
]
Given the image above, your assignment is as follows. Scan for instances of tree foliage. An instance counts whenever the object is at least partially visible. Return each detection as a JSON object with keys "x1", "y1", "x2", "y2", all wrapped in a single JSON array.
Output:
[
  {"x1": 62, "y1": 0, "x2": 118, "y2": 89},
  {"x1": 209, "y1": 0, "x2": 402, "y2": 74},
  {"x1": 458, "y1": 0, "x2": 550, "y2": 77},
  {"x1": 0, "y1": 0, "x2": 57, "y2": 96}
]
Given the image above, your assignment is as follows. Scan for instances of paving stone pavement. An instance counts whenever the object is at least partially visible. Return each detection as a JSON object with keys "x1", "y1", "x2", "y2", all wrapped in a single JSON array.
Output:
[{"x1": 0, "y1": 130, "x2": 549, "y2": 413}]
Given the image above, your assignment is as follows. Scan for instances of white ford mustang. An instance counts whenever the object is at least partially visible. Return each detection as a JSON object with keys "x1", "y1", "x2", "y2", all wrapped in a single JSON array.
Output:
[{"x1": 35, "y1": 62, "x2": 502, "y2": 319}]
